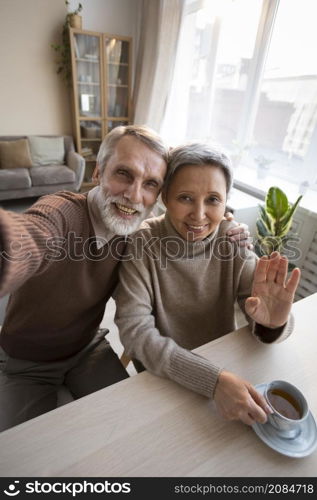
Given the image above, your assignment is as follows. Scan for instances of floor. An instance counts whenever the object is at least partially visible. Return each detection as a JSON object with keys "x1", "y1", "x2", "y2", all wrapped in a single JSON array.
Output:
[
  {"x1": 0, "y1": 196, "x2": 40, "y2": 212},
  {"x1": 100, "y1": 297, "x2": 136, "y2": 376}
]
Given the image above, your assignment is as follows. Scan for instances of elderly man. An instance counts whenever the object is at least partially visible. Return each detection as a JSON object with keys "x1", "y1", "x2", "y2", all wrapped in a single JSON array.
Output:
[{"x1": 0, "y1": 125, "x2": 250, "y2": 431}]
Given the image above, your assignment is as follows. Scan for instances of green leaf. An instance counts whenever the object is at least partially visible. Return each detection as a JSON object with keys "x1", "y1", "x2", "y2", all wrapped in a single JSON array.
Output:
[
  {"x1": 266, "y1": 186, "x2": 289, "y2": 220},
  {"x1": 276, "y1": 195, "x2": 302, "y2": 237},
  {"x1": 256, "y1": 219, "x2": 271, "y2": 238},
  {"x1": 258, "y1": 204, "x2": 272, "y2": 230},
  {"x1": 261, "y1": 235, "x2": 282, "y2": 254},
  {"x1": 280, "y1": 195, "x2": 302, "y2": 228},
  {"x1": 254, "y1": 241, "x2": 266, "y2": 257}
]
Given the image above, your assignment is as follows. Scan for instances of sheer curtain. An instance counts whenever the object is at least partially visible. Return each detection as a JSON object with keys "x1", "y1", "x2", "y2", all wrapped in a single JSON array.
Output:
[{"x1": 133, "y1": 0, "x2": 184, "y2": 130}]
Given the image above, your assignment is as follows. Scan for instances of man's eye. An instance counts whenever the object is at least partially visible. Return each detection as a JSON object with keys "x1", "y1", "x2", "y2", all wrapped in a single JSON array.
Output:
[
  {"x1": 117, "y1": 170, "x2": 130, "y2": 178},
  {"x1": 146, "y1": 180, "x2": 159, "y2": 188},
  {"x1": 179, "y1": 195, "x2": 192, "y2": 202}
]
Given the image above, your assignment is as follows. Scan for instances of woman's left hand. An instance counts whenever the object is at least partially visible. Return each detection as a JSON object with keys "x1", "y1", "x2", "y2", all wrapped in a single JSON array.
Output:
[
  {"x1": 224, "y1": 212, "x2": 253, "y2": 249},
  {"x1": 245, "y1": 251, "x2": 301, "y2": 328}
]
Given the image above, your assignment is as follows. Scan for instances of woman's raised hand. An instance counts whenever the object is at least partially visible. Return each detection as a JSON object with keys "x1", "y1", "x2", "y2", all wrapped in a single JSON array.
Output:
[{"x1": 245, "y1": 251, "x2": 301, "y2": 328}]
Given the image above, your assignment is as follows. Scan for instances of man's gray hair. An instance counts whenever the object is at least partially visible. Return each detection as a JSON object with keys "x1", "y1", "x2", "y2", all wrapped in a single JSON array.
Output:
[
  {"x1": 96, "y1": 125, "x2": 168, "y2": 174},
  {"x1": 164, "y1": 143, "x2": 233, "y2": 195}
]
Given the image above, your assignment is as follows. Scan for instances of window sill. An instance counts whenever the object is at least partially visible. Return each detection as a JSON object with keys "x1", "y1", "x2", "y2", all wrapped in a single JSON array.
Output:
[{"x1": 233, "y1": 165, "x2": 317, "y2": 218}]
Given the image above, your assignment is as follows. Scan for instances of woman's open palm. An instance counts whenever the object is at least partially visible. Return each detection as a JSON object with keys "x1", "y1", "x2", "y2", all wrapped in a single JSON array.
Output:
[{"x1": 245, "y1": 252, "x2": 301, "y2": 328}]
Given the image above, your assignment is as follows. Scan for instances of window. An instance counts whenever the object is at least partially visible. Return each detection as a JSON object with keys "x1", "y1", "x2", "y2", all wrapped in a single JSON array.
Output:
[{"x1": 161, "y1": 0, "x2": 317, "y2": 202}]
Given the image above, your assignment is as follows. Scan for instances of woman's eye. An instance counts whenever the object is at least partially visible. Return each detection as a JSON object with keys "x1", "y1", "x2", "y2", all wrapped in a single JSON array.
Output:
[
  {"x1": 178, "y1": 195, "x2": 192, "y2": 202},
  {"x1": 208, "y1": 197, "x2": 220, "y2": 204}
]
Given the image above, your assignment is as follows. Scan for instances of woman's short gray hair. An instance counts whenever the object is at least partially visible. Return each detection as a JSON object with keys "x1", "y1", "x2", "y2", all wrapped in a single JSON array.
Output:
[
  {"x1": 164, "y1": 143, "x2": 233, "y2": 195},
  {"x1": 96, "y1": 125, "x2": 168, "y2": 174}
]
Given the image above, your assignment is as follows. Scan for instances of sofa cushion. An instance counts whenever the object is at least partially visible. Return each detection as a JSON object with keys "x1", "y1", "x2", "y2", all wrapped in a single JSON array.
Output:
[
  {"x1": 0, "y1": 168, "x2": 31, "y2": 190},
  {"x1": 28, "y1": 136, "x2": 65, "y2": 167},
  {"x1": 0, "y1": 139, "x2": 32, "y2": 169},
  {"x1": 29, "y1": 165, "x2": 76, "y2": 186}
]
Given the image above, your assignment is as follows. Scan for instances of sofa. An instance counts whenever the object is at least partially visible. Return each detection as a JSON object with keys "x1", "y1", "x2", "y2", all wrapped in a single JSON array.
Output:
[{"x1": 0, "y1": 135, "x2": 85, "y2": 201}]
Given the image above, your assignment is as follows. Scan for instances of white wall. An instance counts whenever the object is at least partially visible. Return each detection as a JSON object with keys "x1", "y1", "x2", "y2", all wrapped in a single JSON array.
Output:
[
  {"x1": 0, "y1": 0, "x2": 141, "y2": 136},
  {"x1": 69, "y1": 0, "x2": 142, "y2": 86},
  {"x1": 69, "y1": 0, "x2": 140, "y2": 37}
]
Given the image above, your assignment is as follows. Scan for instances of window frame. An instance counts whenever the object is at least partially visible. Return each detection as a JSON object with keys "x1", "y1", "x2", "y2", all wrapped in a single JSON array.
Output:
[{"x1": 163, "y1": 0, "x2": 317, "y2": 214}]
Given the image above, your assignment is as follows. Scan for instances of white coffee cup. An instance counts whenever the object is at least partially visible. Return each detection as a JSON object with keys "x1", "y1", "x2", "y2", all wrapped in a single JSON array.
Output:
[{"x1": 264, "y1": 380, "x2": 309, "y2": 439}]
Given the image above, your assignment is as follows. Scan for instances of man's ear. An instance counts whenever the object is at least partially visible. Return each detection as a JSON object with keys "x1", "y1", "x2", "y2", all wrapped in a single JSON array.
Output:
[{"x1": 92, "y1": 165, "x2": 101, "y2": 184}]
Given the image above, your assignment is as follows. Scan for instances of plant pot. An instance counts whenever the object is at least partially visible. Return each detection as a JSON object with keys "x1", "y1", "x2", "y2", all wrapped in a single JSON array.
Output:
[{"x1": 70, "y1": 14, "x2": 82, "y2": 29}]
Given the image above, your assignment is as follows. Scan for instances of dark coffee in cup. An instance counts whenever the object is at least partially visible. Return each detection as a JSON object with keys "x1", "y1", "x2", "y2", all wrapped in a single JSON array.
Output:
[{"x1": 267, "y1": 388, "x2": 302, "y2": 420}]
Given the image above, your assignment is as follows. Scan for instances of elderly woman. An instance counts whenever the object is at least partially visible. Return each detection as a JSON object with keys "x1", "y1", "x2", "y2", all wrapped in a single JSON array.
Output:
[{"x1": 114, "y1": 143, "x2": 300, "y2": 426}]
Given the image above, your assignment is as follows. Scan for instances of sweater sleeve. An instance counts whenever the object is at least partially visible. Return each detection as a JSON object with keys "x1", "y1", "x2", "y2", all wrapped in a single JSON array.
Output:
[
  {"x1": 236, "y1": 248, "x2": 294, "y2": 343},
  {"x1": 114, "y1": 238, "x2": 221, "y2": 399},
  {"x1": 0, "y1": 195, "x2": 80, "y2": 297}
]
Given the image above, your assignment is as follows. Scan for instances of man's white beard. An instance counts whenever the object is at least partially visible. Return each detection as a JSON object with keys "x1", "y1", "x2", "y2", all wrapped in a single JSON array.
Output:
[{"x1": 96, "y1": 187, "x2": 154, "y2": 236}]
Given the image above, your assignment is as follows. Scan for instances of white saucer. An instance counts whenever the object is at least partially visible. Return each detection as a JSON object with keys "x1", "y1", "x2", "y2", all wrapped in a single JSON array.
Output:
[{"x1": 252, "y1": 383, "x2": 317, "y2": 458}]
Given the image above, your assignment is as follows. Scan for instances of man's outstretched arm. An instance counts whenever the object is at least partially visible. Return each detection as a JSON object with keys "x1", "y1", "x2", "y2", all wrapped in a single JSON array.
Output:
[{"x1": 0, "y1": 195, "x2": 77, "y2": 297}]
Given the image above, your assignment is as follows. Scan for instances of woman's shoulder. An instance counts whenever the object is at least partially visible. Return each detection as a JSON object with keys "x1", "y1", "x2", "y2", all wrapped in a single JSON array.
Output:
[
  {"x1": 123, "y1": 215, "x2": 165, "y2": 263},
  {"x1": 134, "y1": 213, "x2": 166, "y2": 237}
]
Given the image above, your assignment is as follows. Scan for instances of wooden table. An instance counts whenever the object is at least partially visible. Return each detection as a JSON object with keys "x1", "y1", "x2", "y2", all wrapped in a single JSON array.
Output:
[{"x1": 0, "y1": 294, "x2": 317, "y2": 477}]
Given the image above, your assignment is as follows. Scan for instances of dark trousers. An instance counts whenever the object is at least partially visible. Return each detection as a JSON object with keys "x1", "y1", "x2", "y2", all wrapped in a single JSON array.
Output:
[{"x1": 0, "y1": 329, "x2": 128, "y2": 432}]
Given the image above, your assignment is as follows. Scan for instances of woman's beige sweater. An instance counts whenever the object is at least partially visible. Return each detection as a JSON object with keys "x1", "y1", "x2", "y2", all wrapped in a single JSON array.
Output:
[{"x1": 114, "y1": 214, "x2": 293, "y2": 399}]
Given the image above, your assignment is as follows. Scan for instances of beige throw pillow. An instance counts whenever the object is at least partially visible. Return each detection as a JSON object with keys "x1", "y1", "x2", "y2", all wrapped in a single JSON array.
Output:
[{"x1": 0, "y1": 139, "x2": 33, "y2": 169}]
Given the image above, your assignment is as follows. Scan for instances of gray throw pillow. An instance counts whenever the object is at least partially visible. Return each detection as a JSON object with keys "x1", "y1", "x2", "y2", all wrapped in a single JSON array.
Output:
[{"x1": 28, "y1": 136, "x2": 65, "y2": 166}]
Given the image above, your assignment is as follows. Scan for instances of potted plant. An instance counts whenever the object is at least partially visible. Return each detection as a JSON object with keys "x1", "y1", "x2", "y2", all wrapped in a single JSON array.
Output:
[
  {"x1": 67, "y1": 0, "x2": 83, "y2": 28},
  {"x1": 255, "y1": 186, "x2": 302, "y2": 268},
  {"x1": 51, "y1": 1, "x2": 83, "y2": 84}
]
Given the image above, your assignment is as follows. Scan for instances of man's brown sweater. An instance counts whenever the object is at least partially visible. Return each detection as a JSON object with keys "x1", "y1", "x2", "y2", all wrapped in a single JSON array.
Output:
[{"x1": 0, "y1": 191, "x2": 126, "y2": 361}]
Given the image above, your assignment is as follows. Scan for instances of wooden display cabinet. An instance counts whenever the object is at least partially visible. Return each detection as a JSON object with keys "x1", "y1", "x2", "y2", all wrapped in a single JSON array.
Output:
[{"x1": 69, "y1": 28, "x2": 132, "y2": 190}]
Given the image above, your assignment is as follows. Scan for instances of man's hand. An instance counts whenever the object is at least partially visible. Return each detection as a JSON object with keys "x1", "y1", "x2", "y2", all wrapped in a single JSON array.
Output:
[
  {"x1": 214, "y1": 370, "x2": 273, "y2": 425},
  {"x1": 245, "y1": 251, "x2": 301, "y2": 328},
  {"x1": 224, "y1": 212, "x2": 253, "y2": 249}
]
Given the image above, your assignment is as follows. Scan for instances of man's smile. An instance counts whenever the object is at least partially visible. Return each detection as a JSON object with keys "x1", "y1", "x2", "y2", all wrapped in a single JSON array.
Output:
[{"x1": 114, "y1": 202, "x2": 139, "y2": 217}]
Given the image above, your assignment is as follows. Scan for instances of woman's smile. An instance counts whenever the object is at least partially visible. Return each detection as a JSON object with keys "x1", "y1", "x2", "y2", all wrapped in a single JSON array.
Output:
[{"x1": 184, "y1": 222, "x2": 210, "y2": 234}]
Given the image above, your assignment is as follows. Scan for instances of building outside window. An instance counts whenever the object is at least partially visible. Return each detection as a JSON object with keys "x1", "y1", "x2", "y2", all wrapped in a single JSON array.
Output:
[{"x1": 161, "y1": 0, "x2": 317, "y2": 204}]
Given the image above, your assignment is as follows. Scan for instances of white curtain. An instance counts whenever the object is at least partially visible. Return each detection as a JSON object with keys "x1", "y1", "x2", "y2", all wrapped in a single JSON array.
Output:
[{"x1": 133, "y1": 0, "x2": 184, "y2": 131}]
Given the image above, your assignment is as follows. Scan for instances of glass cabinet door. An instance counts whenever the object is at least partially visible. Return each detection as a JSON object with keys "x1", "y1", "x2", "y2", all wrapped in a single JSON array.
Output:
[
  {"x1": 80, "y1": 119, "x2": 102, "y2": 182},
  {"x1": 71, "y1": 32, "x2": 104, "y2": 183},
  {"x1": 70, "y1": 29, "x2": 132, "y2": 189},
  {"x1": 105, "y1": 37, "x2": 130, "y2": 129},
  {"x1": 73, "y1": 33, "x2": 102, "y2": 118}
]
